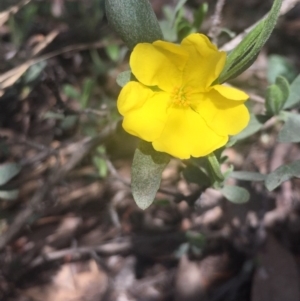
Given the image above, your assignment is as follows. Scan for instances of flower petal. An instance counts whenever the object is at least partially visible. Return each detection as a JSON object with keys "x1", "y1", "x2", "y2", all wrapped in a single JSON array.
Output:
[
  {"x1": 130, "y1": 41, "x2": 188, "y2": 92},
  {"x1": 196, "y1": 89, "x2": 250, "y2": 136},
  {"x1": 153, "y1": 107, "x2": 227, "y2": 159},
  {"x1": 120, "y1": 89, "x2": 170, "y2": 141},
  {"x1": 181, "y1": 33, "x2": 226, "y2": 91},
  {"x1": 211, "y1": 85, "x2": 249, "y2": 101},
  {"x1": 118, "y1": 81, "x2": 152, "y2": 115}
]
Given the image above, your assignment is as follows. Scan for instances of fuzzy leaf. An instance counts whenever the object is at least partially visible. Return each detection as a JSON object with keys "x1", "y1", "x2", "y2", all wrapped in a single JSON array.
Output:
[
  {"x1": 267, "y1": 55, "x2": 297, "y2": 84},
  {"x1": 266, "y1": 76, "x2": 290, "y2": 115},
  {"x1": 0, "y1": 163, "x2": 21, "y2": 186},
  {"x1": 284, "y1": 74, "x2": 300, "y2": 109},
  {"x1": 116, "y1": 70, "x2": 132, "y2": 87},
  {"x1": 131, "y1": 141, "x2": 170, "y2": 209},
  {"x1": 278, "y1": 113, "x2": 300, "y2": 143},
  {"x1": 219, "y1": 0, "x2": 282, "y2": 83},
  {"x1": 105, "y1": 0, "x2": 163, "y2": 49},
  {"x1": 221, "y1": 185, "x2": 250, "y2": 204},
  {"x1": 265, "y1": 160, "x2": 300, "y2": 191},
  {"x1": 0, "y1": 189, "x2": 19, "y2": 200},
  {"x1": 230, "y1": 171, "x2": 266, "y2": 181},
  {"x1": 171, "y1": 0, "x2": 188, "y2": 24}
]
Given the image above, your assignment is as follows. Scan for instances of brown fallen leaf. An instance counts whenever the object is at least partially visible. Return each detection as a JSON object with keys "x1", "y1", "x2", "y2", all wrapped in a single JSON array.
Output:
[
  {"x1": 0, "y1": 0, "x2": 32, "y2": 28},
  {"x1": 24, "y1": 260, "x2": 109, "y2": 301},
  {"x1": 0, "y1": 40, "x2": 112, "y2": 96},
  {"x1": 31, "y1": 30, "x2": 60, "y2": 56}
]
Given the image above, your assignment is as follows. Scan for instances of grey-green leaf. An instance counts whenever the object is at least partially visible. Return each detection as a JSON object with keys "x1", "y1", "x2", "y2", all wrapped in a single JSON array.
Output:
[
  {"x1": 265, "y1": 76, "x2": 290, "y2": 115},
  {"x1": 0, "y1": 163, "x2": 21, "y2": 186},
  {"x1": 284, "y1": 74, "x2": 300, "y2": 109},
  {"x1": 230, "y1": 171, "x2": 266, "y2": 181},
  {"x1": 116, "y1": 70, "x2": 132, "y2": 87},
  {"x1": 267, "y1": 55, "x2": 297, "y2": 84},
  {"x1": 278, "y1": 112, "x2": 300, "y2": 143},
  {"x1": 219, "y1": 0, "x2": 282, "y2": 83},
  {"x1": 131, "y1": 141, "x2": 170, "y2": 209},
  {"x1": 171, "y1": 0, "x2": 188, "y2": 24},
  {"x1": 105, "y1": 0, "x2": 163, "y2": 49},
  {"x1": 265, "y1": 160, "x2": 300, "y2": 191},
  {"x1": 0, "y1": 189, "x2": 19, "y2": 200},
  {"x1": 220, "y1": 185, "x2": 250, "y2": 204}
]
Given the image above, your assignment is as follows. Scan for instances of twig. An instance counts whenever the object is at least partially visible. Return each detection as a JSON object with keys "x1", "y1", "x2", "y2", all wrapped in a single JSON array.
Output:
[
  {"x1": 248, "y1": 92, "x2": 265, "y2": 104},
  {"x1": 208, "y1": 0, "x2": 226, "y2": 44},
  {"x1": 82, "y1": 108, "x2": 108, "y2": 117},
  {"x1": 0, "y1": 122, "x2": 117, "y2": 251},
  {"x1": 0, "y1": 0, "x2": 32, "y2": 27},
  {"x1": 0, "y1": 39, "x2": 122, "y2": 91},
  {"x1": 29, "y1": 238, "x2": 131, "y2": 269},
  {"x1": 45, "y1": 73, "x2": 109, "y2": 118},
  {"x1": 221, "y1": 0, "x2": 300, "y2": 51}
]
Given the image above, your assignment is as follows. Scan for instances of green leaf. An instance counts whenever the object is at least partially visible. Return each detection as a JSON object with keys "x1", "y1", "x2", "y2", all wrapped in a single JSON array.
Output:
[
  {"x1": 59, "y1": 115, "x2": 78, "y2": 131},
  {"x1": 284, "y1": 74, "x2": 300, "y2": 109},
  {"x1": 131, "y1": 141, "x2": 170, "y2": 209},
  {"x1": 24, "y1": 61, "x2": 47, "y2": 84},
  {"x1": 230, "y1": 171, "x2": 266, "y2": 181},
  {"x1": 0, "y1": 189, "x2": 19, "y2": 200},
  {"x1": 267, "y1": 55, "x2": 297, "y2": 84},
  {"x1": 159, "y1": 19, "x2": 177, "y2": 42},
  {"x1": 265, "y1": 160, "x2": 300, "y2": 191},
  {"x1": 116, "y1": 70, "x2": 132, "y2": 87},
  {"x1": 219, "y1": 0, "x2": 282, "y2": 83},
  {"x1": 80, "y1": 78, "x2": 95, "y2": 109},
  {"x1": 182, "y1": 165, "x2": 211, "y2": 186},
  {"x1": 0, "y1": 163, "x2": 21, "y2": 186},
  {"x1": 105, "y1": 0, "x2": 163, "y2": 49},
  {"x1": 171, "y1": 0, "x2": 188, "y2": 24},
  {"x1": 105, "y1": 44, "x2": 120, "y2": 62},
  {"x1": 265, "y1": 76, "x2": 290, "y2": 115},
  {"x1": 220, "y1": 185, "x2": 250, "y2": 204},
  {"x1": 96, "y1": 158, "x2": 108, "y2": 178},
  {"x1": 207, "y1": 152, "x2": 224, "y2": 182},
  {"x1": 177, "y1": 18, "x2": 193, "y2": 41},
  {"x1": 278, "y1": 112, "x2": 300, "y2": 143},
  {"x1": 193, "y1": 3, "x2": 208, "y2": 30},
  {"x1": 63, "y1": 84, "x2": 81, "y2": 100}
]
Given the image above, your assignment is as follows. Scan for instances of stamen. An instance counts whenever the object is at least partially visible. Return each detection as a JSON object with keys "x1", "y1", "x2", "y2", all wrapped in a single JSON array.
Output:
[{"x1": 171, "y1": 86, "x2": 191, "y2": 107}]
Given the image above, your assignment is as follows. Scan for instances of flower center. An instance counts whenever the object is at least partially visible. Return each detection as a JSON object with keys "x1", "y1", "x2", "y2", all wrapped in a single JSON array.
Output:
[{"x1": 171, "y1": 86, "x2": 191, "y2": 107}]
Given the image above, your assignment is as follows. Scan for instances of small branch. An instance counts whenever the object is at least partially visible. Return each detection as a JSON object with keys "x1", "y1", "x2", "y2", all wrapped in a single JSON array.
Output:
[
  {"x1": 208, "y1": 0, "x2": 226, "y2": 44},
  {"x1": 0, "y1": 0, "x2": 32, "y2": 27},
  {"x1": 0, "y1": 122, "x2": 117, "y2": 251},
  {"x1": 29, "y1": 238, "x2": 131, "y2": 269},
  {"x1": 44, "y1": 73, "x2": 108, "y2": 118}
]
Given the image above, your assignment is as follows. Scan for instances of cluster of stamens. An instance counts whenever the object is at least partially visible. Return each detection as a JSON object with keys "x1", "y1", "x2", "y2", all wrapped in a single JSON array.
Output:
[{"x1": 171, "y1": 86, "x2": 191, "y2": 107}]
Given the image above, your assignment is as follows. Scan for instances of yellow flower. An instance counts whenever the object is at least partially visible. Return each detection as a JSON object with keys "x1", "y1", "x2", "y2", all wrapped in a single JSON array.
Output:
[{"x1": 118, "y1": 33, "x2": 250, "y2": 159}]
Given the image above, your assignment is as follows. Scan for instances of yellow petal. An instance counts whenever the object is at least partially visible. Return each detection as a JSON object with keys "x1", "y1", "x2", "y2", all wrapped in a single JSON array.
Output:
[
  {"x1": 211, "y1": 85, "x2": 249, "y2": 101},
  {"x1": 121, "y1": 90, "x2": 170, "y2": 141},
  {"x1": 181, "y1": 33, "x2": 226, "y2": 91},
  {"x1": 196, "y1": 89, "x2": 250, "y2": 136},
  {"x1": 118, "y1": 81, "x2": 153, "y2": 116},
  {"x1": 130, "y1": 41, "x2": 188, "y2": 92},
  {"x1": 153, "y1": 107, "x2": 227, "y2": 159}
]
